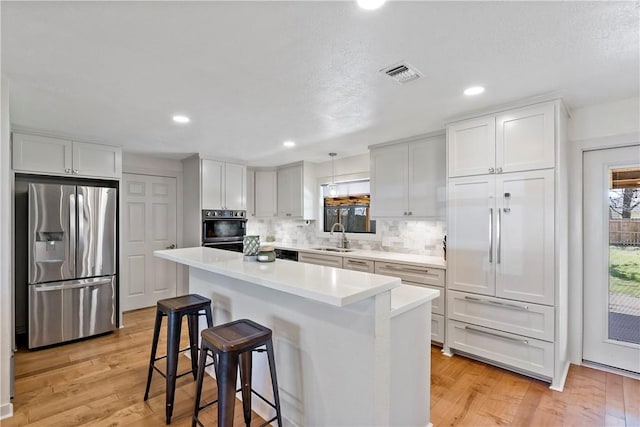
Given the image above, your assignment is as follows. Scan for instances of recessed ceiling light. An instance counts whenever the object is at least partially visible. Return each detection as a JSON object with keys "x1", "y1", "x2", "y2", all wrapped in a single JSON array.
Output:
[
  {"x1": 464, "y1": 86, "x2": 485, "y2": 96},
  {"x1": 283, "y1": 140, "x2": 296, "y2": 148},
  {"x1": 172, "y1": 115, "x2": 190, "y2": 124},
  {"x1": 357, "y1": 0, "x2": 386, "y2": 10}
]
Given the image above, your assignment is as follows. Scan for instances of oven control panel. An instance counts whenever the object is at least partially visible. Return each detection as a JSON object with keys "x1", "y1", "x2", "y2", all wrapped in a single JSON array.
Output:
[{"x1": 202, "y1": 210, "x2": 246, "y2": 219}]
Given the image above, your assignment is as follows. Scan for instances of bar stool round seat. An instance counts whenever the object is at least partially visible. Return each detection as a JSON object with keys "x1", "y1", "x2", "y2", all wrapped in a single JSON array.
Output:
[
  {"x1": 144, "y1": 294, "x2": 213, "y2": 424},
  {"x1": 193, "y1": 319, "x2": 282, "y2": 427}
]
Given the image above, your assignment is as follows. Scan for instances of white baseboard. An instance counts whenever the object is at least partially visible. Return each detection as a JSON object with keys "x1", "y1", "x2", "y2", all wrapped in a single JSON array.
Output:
[{"x1": 0, "y1": 402, "x2": 13, "y2": 420}]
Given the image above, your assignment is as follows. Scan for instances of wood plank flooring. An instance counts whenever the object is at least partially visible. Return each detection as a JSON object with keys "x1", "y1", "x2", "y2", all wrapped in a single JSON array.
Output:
[{"x1": 3, "y1": 307, "x2": 639, "y2": 426}]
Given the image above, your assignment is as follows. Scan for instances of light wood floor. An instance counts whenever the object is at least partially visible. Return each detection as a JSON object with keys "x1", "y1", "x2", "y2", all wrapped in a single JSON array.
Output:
[{"x1": 2, "y1": 307, "x2": 639, "y2": 426}]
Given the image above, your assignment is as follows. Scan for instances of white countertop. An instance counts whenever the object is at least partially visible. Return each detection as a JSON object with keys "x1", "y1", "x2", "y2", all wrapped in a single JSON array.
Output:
[
  {"x1": 155, "y1": 247, "x2": 408, "y2": 307},
  {"x1": 390, "y1": 285, "x2": 439, "y2": 318},
  {"x1": 269, "y1": 242, "x2": 446, "y2": 269}
]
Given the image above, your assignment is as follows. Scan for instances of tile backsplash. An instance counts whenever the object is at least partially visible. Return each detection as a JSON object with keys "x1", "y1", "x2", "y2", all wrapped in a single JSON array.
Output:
[{"x1": 247, "y1": 218, "x2": 446, "y2": 257}]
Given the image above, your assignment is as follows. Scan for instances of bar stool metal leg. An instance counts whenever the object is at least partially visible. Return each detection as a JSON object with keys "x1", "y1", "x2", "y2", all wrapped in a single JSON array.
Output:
[
  {"x1": 218, "y1": 351, "x2": 240, "y2": 427},
  {"x1": 144, "y1": 308, "x2": 163, "y2": 401},
  {"x1": 165, "y1": 311, "x2": 182, "y2": 424},
  {"x1": 239, "y1": 352, "x2": 253, "y2": 426},
  {"x1": 187, "y1": 313, "x2": 200, "y2": 380},
  {"x1": 192, "y1": 346, "x2": 208, "y2": 427},
  {"x1": 266, "y1": 339, "x2": 283, "y2": 426}
]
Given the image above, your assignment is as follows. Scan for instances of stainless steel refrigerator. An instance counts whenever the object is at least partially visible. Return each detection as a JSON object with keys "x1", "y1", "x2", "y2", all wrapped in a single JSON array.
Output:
[{"x1": 28, "y1": 183, "x2": 117, "y2": 348}]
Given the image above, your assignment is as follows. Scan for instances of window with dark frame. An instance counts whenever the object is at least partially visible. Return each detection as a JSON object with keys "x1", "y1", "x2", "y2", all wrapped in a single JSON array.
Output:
[{"x1": 323, "y1": 194, "x2": 376, "y2": 234}]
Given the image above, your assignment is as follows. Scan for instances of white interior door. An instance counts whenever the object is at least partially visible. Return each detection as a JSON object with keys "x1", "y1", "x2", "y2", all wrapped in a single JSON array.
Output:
[
  {"x1": 583, "y1": 145, "x2": 640, "y2": 373},
  {"x1": 122, "y1": 174, "x2": 178, "y2": 311}
]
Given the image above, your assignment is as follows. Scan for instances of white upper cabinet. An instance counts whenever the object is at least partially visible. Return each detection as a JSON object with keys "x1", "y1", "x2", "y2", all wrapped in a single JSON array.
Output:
[
  {"x1": 277, "y1": 162, "x2": 315, "y2": 220},
  {"x1": 201, "y1": 159, "x2": 246, "y2": 210},
  {"x1": 496, "y1": 103, "x2": 555, "y2": 173},
  {"x1": 447, "y1": 116, "x2": 495, "y2": 178},
  {"x1": 447, "y1": 102, "x2": 555, "y2": 178},
  {"x1": 72, "y1": 141, "x2": 122, "y2": 178},
  {"x1": 254, "y1": 170, "x2": 277, "y2": 218},
  {"x1": 370, "y1": 135, "x2": 445, "y2": 218},
  {"x1": 370, "y1": 143, "x2": 408, "y2": 217},
  {"x1": 246, "y1": 169, "x2": 256, "y2": 217},
  {"x1": 12, "y1": 132, "x2": 121, "y2": 179}
]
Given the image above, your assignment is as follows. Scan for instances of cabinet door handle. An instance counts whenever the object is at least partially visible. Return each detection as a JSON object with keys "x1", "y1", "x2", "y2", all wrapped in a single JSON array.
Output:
[
  {"x1": 489, "y1": 208, "x2": 494, "y2": 263},
  {"x1": 460, "y1": 325, "x2": 529, "y2": 345},
  {"x1": 383, "y1": 264, "x2": 429, "y2": 274},
  {"x1": 347, "y1": 259, "x2": 368, "y2": 265},
  {"x1": 497, "y1": 167, "x2": 503, "y2": 173},
  {"x1": 403, "y1": 211, "x2": 408, "y2": 216},
  {"x1": 65, "y1": 168, "x2": 71, "y2": 173},
  {"x1": 463, "y1": 295, "x2": 528, "y2": 311},
  {"x1": 489, "y1": 167, "x2": 495, "y2": 173},
  {"x1": 408, "y1": 211, "x2": 413, "y2": 216},
  {"x1": 497, "y1": 209, "x2": 501, "y2": 264},
  {"x1": 73, "y1": 169, "x2": 79, "y2": 174}
]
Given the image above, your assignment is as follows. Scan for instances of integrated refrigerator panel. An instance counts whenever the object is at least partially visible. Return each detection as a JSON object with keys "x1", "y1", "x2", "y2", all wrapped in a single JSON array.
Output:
[
  {"x1": 76, "y1": 186, "x2": 117, "y2": 278},
  {"x1": 28, "y1": 183, "x2": 76, "y2": 284}
]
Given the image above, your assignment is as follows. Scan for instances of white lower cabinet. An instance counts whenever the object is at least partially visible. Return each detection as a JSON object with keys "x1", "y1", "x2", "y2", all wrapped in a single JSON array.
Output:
[
  {"x1": 448, "y1": 320, "x2": 554, "y2": 378},
  {"x1": 447, "y1": 290, "x2": 554, "y2": 342},
  {"x1": 342, "y1": 257, "x2": 375, "y2": 273},
  {"x1": 431, "y1": 314, "x2": 445, "y2": 344},
  {"x1": 374, "y1": 261, "x2": 445, "y2": 345},
  {"x1": 298, "y1": 252, "x2": 344, "y2": 268}
]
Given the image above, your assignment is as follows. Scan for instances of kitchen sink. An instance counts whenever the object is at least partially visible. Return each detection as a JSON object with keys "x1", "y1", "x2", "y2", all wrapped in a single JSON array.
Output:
[{"x1": 311, "y1": 247, "x2": 355, "y2": 253}]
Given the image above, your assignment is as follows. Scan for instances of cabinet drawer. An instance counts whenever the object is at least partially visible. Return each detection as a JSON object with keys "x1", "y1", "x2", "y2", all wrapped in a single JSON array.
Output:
[
  {"x1": 298, "y1": 252, "x2": 343, "y2": 268},
  {"x1": 405, "y1": 282, "x2": 444, "y2": 315},
  {"x1": 448, "y1": 320, "x2": 554, "y2": 378},
  {"x1": 374, "y1": 261, "x2": 444, "y2": 286},
  {"x1": 431, "y1": 314, "x2": 444, "y2": 344},
  {"x1": 448, "y1": 290, "x2": 554, "y2": 341},
  {"x1": 343, "y1": 257, "x2": 375, "y2": 273}
]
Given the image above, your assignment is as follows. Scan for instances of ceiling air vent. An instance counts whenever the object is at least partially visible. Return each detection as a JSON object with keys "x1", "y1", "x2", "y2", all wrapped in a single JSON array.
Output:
[{"x1": 381, "y1": 62, "x2": 422, "y2": 84}]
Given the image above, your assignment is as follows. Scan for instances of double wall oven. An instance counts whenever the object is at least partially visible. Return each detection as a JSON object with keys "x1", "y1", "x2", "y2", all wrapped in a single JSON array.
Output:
[{"x1": 202, "y1": 209, "x2": 246, "y2": 252}]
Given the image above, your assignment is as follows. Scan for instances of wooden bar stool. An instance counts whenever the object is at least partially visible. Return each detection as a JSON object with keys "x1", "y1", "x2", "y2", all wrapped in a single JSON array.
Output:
[
  {"x1": 144, "y1": 294, "x2": 214, "y2": 424},
  {"x1": 192, "y1": 319, "x2": 282, "y2": 427}
]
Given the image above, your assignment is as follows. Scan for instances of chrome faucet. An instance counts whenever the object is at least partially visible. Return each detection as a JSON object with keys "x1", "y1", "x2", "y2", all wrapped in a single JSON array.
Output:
[{"x1": 330, "y1": 222, "x2": 350, "y2": 249}]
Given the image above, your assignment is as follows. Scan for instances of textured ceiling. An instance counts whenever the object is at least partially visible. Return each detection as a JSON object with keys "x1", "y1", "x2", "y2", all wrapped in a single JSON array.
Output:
[{"x1": 2, "y1": 1, "x2": 638, "y2": 166}]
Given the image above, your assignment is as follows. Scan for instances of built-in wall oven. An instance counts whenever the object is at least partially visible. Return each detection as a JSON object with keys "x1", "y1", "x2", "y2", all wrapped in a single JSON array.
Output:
[{"x1": 202, "y1": 209, "x2": 247, "y2": 252}]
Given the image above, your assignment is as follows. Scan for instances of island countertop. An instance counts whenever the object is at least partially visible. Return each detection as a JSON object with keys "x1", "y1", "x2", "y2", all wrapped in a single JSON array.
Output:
[{"x1": 154, "y1": 247, "x2": 408, "y2": 307}]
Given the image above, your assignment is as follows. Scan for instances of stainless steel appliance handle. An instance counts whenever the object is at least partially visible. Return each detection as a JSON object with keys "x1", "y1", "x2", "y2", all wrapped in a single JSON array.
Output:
[
  {"x1": 77, "y1": 193, "x2": 84, "y2": 262},
  {"x1": 70, "y1": 192, "x2": 76, "y2": 273},
  {"x1": 459, "y1": 325, "x2": 529, "y2": 345},
  {"x1": 463, "y1": 295, "x2": 529, "y2": 311},
  {"x1": 33, "y1": 278, "x2": 113, "y2": 292},
  {"x1": 382, "y1": 264, "x2": 429, "y2": 274},
  {"x1": 489, "y1": 208, "x2": 493, "y2": 263},
  {"x1": 497, "y1": 209, "x2": 501, "y2": 264}
]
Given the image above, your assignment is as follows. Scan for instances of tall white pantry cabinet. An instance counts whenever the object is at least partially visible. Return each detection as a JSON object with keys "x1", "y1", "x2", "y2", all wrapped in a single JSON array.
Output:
[{"x1": 444, "y1": 99, "x2": 570, "y2": 390}]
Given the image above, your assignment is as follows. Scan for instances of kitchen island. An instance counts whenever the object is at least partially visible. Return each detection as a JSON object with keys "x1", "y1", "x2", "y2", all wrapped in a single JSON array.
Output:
[{"x1": 155, "y1": 247, "x2": 438, "y2": 427}]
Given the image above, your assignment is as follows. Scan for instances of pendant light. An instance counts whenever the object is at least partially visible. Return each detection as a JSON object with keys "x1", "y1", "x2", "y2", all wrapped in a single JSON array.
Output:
[{"x1": 328, "y1": 153, "x2": 338, "y2": 197}]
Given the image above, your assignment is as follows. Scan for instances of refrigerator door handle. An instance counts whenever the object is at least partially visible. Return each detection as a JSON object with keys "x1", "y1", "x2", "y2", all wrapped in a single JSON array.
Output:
[
  {"x1": 77, "y1": 192, "x2": 84, "y2": 271},
  {"x1": 70, "y1": 192, "x2": 77, "y2": 276},
  {"x1": 32, "y1": 278, "x2": 113, "y2": 292}
]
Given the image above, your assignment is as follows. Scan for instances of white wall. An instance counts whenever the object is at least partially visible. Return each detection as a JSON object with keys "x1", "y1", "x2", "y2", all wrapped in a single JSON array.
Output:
[
  {"x1": 0, "y1": 75, "x2": 14, "y2": 419},
  {"x1": 568, "y1": 97, "x2": 640, "y2": 142},
  {"x1": 567, "y1": 96, "x2": 640, "y2": 364}
]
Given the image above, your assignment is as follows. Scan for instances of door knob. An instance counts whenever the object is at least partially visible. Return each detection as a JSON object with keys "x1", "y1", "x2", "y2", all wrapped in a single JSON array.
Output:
[{"x1": 166, "y1": 243, "x2": 176, "y2": 249}]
